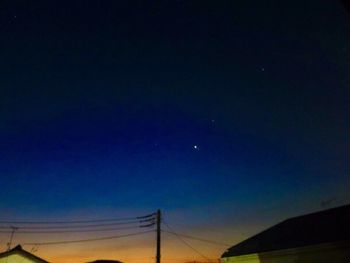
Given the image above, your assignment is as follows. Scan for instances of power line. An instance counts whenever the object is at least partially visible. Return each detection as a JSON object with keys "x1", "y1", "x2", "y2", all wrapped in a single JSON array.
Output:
[
  {"x1": 163, "y1": 221, "x2": 216, "y2": 263},
  {"x1": 166, "y1": 222, "x2": 234, "y2": 236},
  {"x1": 23, "y1": 230, "x2": 154, "y2": 246},
  {"x1": 0, "y1": 216, "x2": 140, "y2": 225},
  {"x1": 137, "y1": 213, "x2": 156, "y2": 219},
  {"x1": 0, "y1": 225, "x2": 150, "y2": 234},
  {"x1": 163, "y1": 230, "x2": 230, "y2": 246},
  {"x1": 0, "y1": 219, "x2": 143, "y2": 230},
  {"x1": 0, "y1": 213, "x2": 155, "y2": 225}
]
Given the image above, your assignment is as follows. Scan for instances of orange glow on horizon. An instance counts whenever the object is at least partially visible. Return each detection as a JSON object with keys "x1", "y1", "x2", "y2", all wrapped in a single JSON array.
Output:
[
  {"x1": 0, "y1": 229, "x2": 239, "y2": 263},
  {"x1": 0, "y1": 209, "x2": 265, "y2": 263}
]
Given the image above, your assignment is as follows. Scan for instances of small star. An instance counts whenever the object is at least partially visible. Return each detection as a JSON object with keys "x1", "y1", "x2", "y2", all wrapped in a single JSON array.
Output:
[
  {"x1": 211, "y1": 119, "x2": 215, "y2": 123},
  {"x1": 193, "y1": 145, "x2": 199, "y2": 150},
  {"x1": 261, "y1": 67, "x2": 265, "y2": 72}
]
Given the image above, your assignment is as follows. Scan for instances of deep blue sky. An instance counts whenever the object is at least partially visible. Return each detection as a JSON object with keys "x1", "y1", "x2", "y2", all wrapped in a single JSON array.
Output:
[{"x1": 0, "y1": 1, "x2": 350, "y2": 261}]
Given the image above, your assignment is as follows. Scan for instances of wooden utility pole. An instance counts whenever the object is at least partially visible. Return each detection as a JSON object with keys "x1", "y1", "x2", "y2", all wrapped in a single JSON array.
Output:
[{"x1": 156, "y1": 209, "x2": 161, "y2": 263}]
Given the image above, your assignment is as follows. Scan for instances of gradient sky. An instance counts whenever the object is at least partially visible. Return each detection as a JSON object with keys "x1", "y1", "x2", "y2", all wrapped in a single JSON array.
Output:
[{"x1": 1, "y1": 1, "x2": 350, "y2": 262}]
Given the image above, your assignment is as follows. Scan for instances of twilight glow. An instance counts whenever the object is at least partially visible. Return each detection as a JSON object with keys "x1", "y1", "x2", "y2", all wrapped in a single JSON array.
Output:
[{"x1": 1, "y1": 0, "x2": 350, "y2": 262}]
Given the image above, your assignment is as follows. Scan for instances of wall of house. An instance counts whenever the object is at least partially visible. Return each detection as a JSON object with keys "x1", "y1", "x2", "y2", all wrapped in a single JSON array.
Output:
[
  {"x1": 221, "y1": 241, "x2": 350, "y2": 263},
  {"x1": 0, "y1": 254, "x2": 38, "y2": 263}
]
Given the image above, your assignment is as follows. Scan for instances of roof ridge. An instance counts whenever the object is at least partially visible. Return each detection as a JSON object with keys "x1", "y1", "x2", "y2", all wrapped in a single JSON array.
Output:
[{"x1": 285, "y1": 204, "x2": 350, "y2": 221}]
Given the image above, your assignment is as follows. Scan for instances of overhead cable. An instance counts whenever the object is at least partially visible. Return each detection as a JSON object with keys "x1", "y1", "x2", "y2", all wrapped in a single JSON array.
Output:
[
  {"x1": 0, "y1": 225, "x2": 147, "y2": 234},
  {"x1": 23, "y1": 230, "x2": 154, "y2": 246},
  {"x1": 0, "y1": 220, "x2": 142, "y2": 230},
  {"x1": 0, "y1": 213, "x2": 155, "y2": 225},
  {"x1": 163, "y1": 230, "x2": 230, "y2": 246},
  {"x1": 163, "y1": 221, "x2": 216, "y2": 263},
  {"x1": 137, "y1": 213, "x2": 156, "y2": 219}
]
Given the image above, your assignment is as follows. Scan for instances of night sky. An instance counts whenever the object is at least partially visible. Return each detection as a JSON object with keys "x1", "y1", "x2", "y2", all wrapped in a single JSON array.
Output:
[{"x1": 1, "y1": 1, "x2": 350, "y2": 262}]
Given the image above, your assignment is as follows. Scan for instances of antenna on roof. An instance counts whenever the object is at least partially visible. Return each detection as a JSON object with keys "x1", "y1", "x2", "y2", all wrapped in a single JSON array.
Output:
[
  {"x1": 30, "y1": 244, "x2": 38, "y2": 253},
  {"x1": 6, "y1": 226, "x2": 18, "y2": 251}
]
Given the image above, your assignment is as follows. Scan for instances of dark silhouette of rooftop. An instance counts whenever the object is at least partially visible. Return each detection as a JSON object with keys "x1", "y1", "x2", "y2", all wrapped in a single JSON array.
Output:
[
  {"x1": 342, "y1": 0, "x2": 350, "y2": 13},
  {"x1": 222, "y1": 204, "x2": 350, "y2": 258}
]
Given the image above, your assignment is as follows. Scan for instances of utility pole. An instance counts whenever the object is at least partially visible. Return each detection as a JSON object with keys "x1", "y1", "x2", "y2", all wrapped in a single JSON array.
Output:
[{"x1": 156, "y1": 209, "x2": 161, "y2": 263}]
